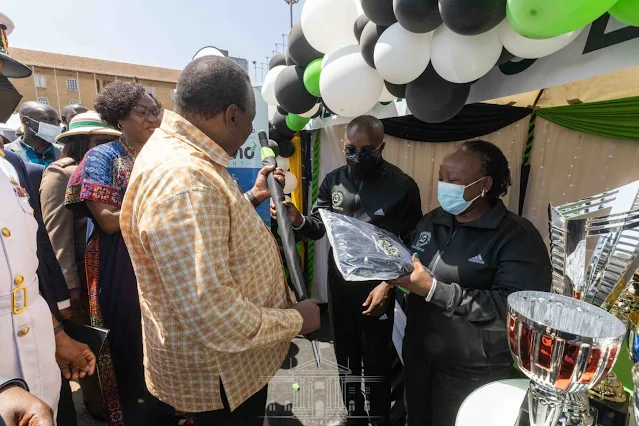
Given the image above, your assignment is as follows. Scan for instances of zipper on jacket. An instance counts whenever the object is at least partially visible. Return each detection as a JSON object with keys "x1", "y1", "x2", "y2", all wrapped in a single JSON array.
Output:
[
  {"x1": 354, "y1": 180, "x2": 363, "y2": 213},
  {"x1": 431, "y1": 228, "x2": 458, "y2": 274}
]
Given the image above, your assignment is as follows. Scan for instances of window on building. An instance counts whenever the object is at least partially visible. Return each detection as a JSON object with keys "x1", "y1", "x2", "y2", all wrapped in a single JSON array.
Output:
[
  {"x1": 171, "y1": 89, "x2": 176, "y2": 101},
  {"x1": 37, "y1": 97, "x2": 49, "y2": 105},
  {"x1": 66, "y1": 78, "x2": 78, "y2": 91},
  {"x1": 34, "y1": 75, "x2": 47, "y2": 88},
  {"x1": 69, "y1": 100, "x2": 79, "y2": 105},
  {"x1": 144, "y1": 87, "x2": 156, "y2": 96}
]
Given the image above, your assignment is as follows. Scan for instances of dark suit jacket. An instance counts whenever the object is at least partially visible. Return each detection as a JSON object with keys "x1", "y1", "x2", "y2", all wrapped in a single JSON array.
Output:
[{"x1": 2, "y1": 149, "x2": 68, "y2": 320}]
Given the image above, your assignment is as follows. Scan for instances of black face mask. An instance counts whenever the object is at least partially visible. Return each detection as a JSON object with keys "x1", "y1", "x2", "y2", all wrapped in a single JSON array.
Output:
[{"x1": 347, "y1": 155, "x2": 380, "y2": 180}]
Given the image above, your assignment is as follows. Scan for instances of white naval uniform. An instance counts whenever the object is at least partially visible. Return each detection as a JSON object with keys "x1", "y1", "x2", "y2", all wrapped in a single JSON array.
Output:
[{"x1": 0, "y1": 155, "x2": 61, "y2": 415}]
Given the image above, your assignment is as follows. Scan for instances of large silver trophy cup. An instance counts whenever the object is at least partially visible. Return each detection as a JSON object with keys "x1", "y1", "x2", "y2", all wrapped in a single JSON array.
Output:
[{"x1": 508, "y1": 291, "x2": 626, "y2": 426}]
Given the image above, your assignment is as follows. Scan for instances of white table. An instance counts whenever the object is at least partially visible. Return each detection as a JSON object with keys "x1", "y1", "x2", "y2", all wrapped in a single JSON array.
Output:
[{"x1": 456, "y1": 379, "x2": 530, "y2": 426}]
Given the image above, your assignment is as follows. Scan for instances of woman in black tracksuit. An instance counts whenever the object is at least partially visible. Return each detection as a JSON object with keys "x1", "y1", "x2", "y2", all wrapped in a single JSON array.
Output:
[{"x1": 390, "y1": 140, "x2": 552, "y2": 426}]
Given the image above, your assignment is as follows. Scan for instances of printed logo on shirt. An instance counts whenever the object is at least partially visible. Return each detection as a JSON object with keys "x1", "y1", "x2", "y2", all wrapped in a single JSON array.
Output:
[
  {"x1": 468, "y1": 254, "x2": 485, "y2": 265},
  {"x1": 379, "y1": 313, "x2": 389, "y2": 321},
  {"x1": 332, "y1": 191, "x2": 344, "y2": 211},
  {"x1": 377, "y1": 237, "x2": 400, "y2": 257},
  {"x1": 374, "y1": 208, "x2": 385, "y2": 216},
  {"x1": 412, "y1": 231, "x2": 431, "y2": 252}
]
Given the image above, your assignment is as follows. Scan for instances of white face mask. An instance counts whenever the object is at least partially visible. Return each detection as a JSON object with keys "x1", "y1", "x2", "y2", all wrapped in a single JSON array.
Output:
[{"x1": 28, "y1": 118, "x2": 61, "y2": 144}]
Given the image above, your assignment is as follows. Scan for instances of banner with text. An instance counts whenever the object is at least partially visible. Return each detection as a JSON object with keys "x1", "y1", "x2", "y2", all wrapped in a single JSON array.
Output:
[{"x1": 307, "y1": 15, "x2": 639, "y2": 130}]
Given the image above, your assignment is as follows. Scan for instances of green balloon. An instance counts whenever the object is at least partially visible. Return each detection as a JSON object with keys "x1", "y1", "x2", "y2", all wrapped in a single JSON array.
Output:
[
  {"x1": 609, "y1": 0, "x2": 639, "y2": 27},
  {"x1": 286, "y1": 113, "x2": 310, "y2": 132},
  {"x1": 506, "y1": 0, "x2": 619, "y2": 39},
  {"x1": 303, "y1": 59, "x2": 322, "y2": 98}
]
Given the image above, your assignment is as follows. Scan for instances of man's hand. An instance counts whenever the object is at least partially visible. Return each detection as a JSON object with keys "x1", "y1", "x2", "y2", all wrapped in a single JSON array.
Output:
[
  {"x1": 270, "y1": 200, "x2": 304, "y2": 227},
  {"x1": 251, "y1": 165, "x2": 286, "y2": 204},
  {"x1": 55, "y1": 331, "x2": 96, "y2": 380},
  {"x1": 362, "y1": 282, "x2": 393, "y2": 316},
  {"x1": 294, "y1": 299, "x2": 321, "y2": 335},
  {"x1": 388, "y1": 254, "x2": 434, "y2": 297},
  {"x1": 0, "y1": 385, "x2": 54, "y2": 426}
]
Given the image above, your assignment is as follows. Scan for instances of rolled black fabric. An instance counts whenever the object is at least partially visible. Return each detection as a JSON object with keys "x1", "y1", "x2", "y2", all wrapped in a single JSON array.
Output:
[
  {"x1": 439, "y1": 0, "x2": 506, "y2": 36},
  {"x1": 269, "y1": 53, "x2": 286, "y2": 70},
  {"x1": 354, "y1": 14, "x2": 370, "y2": 43},
  {"x1": 360, "y1": 22, "x2": 388, "y2": 69},
  {"x1": 274, "y1": 65, "x2": 319, "y2": 114},
  {"x1": 361, "y1": 0, "x2": 397, "y2": 26},
  {"x1": 382, "y1": 103, "x2": 532, "y2": 142},
  {"x1": 394, "y1": 0, "x2": 442, "y2": 33},
  {"x1": 288, "y1": 23, "x2": 323, "y2": 68}
]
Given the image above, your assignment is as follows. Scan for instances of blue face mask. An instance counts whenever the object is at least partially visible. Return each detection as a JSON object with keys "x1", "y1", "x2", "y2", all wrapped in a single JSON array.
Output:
[{"x1": 437, "y1": 177, "x2": 487, "y2": 216}]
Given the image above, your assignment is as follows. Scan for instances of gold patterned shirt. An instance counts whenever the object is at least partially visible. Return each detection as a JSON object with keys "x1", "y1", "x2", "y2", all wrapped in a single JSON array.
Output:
[{"x1": 120, "y1": 110, "x2": 303, "y2": 412}]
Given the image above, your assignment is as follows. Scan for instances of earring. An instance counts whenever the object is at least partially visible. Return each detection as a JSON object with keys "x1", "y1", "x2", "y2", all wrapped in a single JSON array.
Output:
[
  {"x1": 481, "y1": 189, "x2": 486, "y2": 197},
  {"x1": 118, "y1": 123, "x2": 123, "y2": 130}
]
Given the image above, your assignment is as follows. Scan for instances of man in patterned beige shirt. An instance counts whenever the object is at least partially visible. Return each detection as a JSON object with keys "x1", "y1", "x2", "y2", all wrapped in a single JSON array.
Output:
[{"x1": 120, "y1": 56, "x2": 320, "y2": 425}]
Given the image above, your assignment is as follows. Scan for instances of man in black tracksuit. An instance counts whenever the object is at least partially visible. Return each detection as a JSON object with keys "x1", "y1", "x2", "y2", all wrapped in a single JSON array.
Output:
[{"x1": 274, "y1": 116, "x2": 422, "y2": 426}]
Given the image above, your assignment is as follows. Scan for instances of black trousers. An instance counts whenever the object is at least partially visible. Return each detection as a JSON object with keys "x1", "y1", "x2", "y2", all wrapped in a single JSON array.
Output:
[
  {"x1": 191, "y1": 384, "x2": 268, "y2": 426},
  {"x1": 403, "y1": 352, "x2": 514, "y2": 426},
  {"x1": 328, "y1": 260, "x2": 395, "y2": 426}
]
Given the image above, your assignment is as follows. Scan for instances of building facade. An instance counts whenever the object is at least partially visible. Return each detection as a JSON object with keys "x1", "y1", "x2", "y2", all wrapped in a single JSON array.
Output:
[{"x1": 9, "y1": 48, "x2": 181, "y2": 114}]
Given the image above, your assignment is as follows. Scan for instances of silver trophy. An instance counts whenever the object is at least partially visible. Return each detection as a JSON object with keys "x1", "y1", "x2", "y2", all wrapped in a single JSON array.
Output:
[
  {"x1": 548, "y1": 181, "x2": 639, "y2": 308},
  {"x1": 508, "y1": 291, "x2": 626, "y2": 426}
]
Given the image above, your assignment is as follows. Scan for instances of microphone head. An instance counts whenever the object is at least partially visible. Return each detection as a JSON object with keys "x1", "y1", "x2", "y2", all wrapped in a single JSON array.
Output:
[{"x1": 258, "y1": 130, "x2": 268, "y2": 141}]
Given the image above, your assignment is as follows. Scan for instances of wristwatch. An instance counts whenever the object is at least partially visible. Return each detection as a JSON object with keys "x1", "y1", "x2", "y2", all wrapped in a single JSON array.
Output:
[{"x1": 245, "y1": 190, "x2": 261, "y2": 208}]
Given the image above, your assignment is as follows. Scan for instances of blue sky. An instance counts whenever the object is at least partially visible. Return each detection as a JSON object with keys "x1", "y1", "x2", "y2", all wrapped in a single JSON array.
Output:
[{"x1": 4, "y1": 0, "x2": 307, "y2": 83}]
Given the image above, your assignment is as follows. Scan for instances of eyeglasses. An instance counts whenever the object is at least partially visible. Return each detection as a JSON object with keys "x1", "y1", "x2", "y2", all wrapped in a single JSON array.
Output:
[
  {"x1": 344, "y1": 142, "x2": 385, "y2": 162},
  {"x1": 132, "y1": 105, "x2": 162, "y2": 121}
]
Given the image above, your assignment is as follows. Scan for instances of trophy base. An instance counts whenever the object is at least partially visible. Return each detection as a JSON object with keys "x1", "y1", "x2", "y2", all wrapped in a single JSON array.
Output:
[{"x1": 516, "y1": 391, "x2": 629, "y2": 426}]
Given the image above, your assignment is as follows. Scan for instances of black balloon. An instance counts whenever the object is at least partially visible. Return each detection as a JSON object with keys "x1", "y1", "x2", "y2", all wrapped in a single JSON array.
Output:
[
  {"x1": 321, "y1": 100, "x2": 336, "y2": 116},
  {"x1": 278, "y1": 139, "x2": 296, "y2": 158},
  {"x1": 361, "y1": 0, "x2": 397, "y2": 26},
  {"x1": 406, "y1": 65, "x2": 470, "y2": 123},
  {"x1": 273, "y1": 111, "x2": 295, "y2": 139},
  {"x1": 285, "y1": 49, "x2": 296, "y2": 66},
  {"x1": 496, "y1": 48, "x2": 515, "y2": 66},
  {"x1": 354, "y1": 14, "x2": 370, "y2": 43},
  {"x1": 269, "y1": 54, "x2": 286, "y2": 70},
  {"x1": 269, "y1": 124, "x2": 283, "y2": 143},
  {"x1": 277, "y1": 105, "x2": 289, "y2": 115},
  {"x1": 288, "y1": 23, "x2": 323, "y2": 68},
  {"x1": 385, "y1": 81, "x2": 407, "y2": 98},
  {"x1": 268, "y1": 139, "x2": 280, "y2": 157},
  {"x1": 274, "y1": 66, "x2": 319, "y2": 114},
  {"x1": 394, "y1": 0, "x2": 442, "y2": 33},
  {"x1": 360, "y1": 22, "x2": 387, "y2": 69},
  {"x1": 439, "y1": 0, "x2": 506, "y2": 36}
]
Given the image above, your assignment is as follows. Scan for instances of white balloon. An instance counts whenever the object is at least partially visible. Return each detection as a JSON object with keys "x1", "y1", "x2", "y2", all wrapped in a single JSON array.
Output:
[
  {"x1": 192, "y1": 46, "x2": 225, "y2": 60},
  {"x1": 320, "y1": 45, "x2": 384, "y2": 118},
  {"x1": 276, "y1": 156, "x2": 291, "y2": 171},
  {"x1": 302, "y1": 0, "x2": 360, "y2": 54},
  {"x1": 430, "y1": 25, "x2": 502, "y2": 84},
  {"x1": 283, "y1": 171, "x2": 298, "y2": 194},
  {"x1": 379, "y1": 84, "x2": 396, "y2": 102},
  {"x1": 299, "y1": 103, "x2": 320, "y2": 118},
  {"x1": 261, "y1": 65, "x2": 286, "y2": 106},
  {"x1": 322, "y1": 45, "x2": 360, "y2": 70},
  {"x1": 374, "y1": 23, "x2": 433, "y2": 85},
  {"x1": 498, "y1": 19, "x2": 583, "y2": 60}
]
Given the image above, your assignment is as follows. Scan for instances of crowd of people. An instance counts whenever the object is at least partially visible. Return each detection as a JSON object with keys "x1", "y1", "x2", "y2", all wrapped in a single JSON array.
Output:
[{"x1": 1, "y1": 43, "x2": 552, "y2": 426}]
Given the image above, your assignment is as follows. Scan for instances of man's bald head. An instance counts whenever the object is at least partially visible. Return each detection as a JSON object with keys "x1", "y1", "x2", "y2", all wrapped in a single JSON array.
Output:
[
  {"x1": 19, "y1": 101, "x2": 61, "y2": 145},
  {"x1": 19, "y1": 101, "x2": 59, "y2": 120},
  {"x1": 62, "y1": 104, "x2": 89, "y2": 128},
  {"x1": 346, "y1": 115, "x2": 385, "y2": 149}
]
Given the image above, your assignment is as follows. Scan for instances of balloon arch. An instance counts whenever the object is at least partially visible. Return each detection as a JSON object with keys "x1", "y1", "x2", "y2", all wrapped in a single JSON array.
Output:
[{"x1": 262, "y1": 0, "x2": 639, "y2": 139}]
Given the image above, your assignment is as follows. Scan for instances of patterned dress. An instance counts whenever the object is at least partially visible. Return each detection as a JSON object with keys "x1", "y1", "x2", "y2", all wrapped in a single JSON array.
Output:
[{"x1": 66, "y1": 138, "x2": 173, "y2": 425}]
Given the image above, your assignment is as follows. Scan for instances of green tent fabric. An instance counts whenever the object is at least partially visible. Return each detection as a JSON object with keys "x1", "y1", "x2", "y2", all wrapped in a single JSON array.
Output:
[{"x1": 537, "y1": 96, "x2": 639, "y2": 142}]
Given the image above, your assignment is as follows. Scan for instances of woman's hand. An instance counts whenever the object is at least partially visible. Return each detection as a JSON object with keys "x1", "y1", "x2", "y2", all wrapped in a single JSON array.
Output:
[
  {"x1": 388, "y1": 254, "x2": 434, "y2": 297},
  {"x1": 362, "y1": 282, "x2": 392, "y2": 316}
]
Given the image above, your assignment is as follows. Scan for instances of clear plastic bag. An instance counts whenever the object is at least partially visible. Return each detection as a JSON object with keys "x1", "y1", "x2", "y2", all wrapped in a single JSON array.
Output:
[{"x1": 320, "y1": 210, "x2": 414, "y2": 282}]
